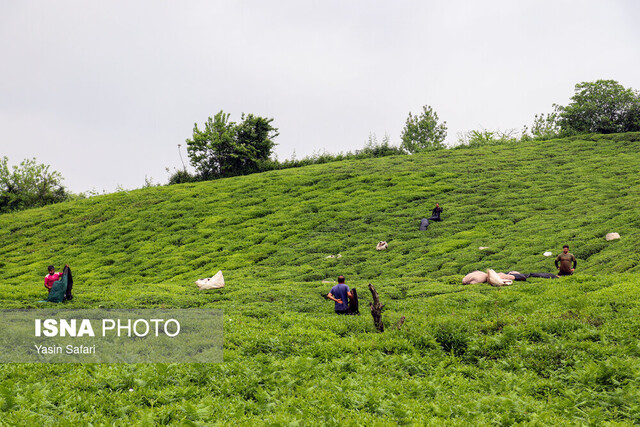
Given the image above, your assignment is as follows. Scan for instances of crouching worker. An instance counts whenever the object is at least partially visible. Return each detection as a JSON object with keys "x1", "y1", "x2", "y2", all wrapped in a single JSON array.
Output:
[
  {"x1": 44, "y1": 265, "x2": 63, "y2": 293},
  {"x1": 327, "y1": 275, "x2": 356, "y2": 315},
  {"x1": 45, "y1": 264, "x2": 73, "y2": 303},
  {"x1": 429, "y1": 203, "x2": 443, "y2": 222}
]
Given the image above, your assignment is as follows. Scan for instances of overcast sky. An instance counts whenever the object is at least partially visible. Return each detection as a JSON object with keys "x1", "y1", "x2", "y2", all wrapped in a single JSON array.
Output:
[{"x1": 2, "y1": 1, "x2": 639, "y2": 193}]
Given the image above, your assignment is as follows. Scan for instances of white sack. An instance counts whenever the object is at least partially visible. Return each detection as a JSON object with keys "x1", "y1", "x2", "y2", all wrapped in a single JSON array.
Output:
[
  {"x1": 196, "y1": 270, "x2": 225, "y2": 290},
  {"x1": 462, "y1": 271, "x2": 488, "y2": 285},
  {"x1": 487, "y1": 269, "x2": 512, "y2": 287}
]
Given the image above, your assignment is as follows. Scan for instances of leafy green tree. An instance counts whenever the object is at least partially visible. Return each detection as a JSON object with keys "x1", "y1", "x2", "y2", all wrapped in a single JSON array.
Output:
[
  {"x1": 186, "y1": 111, "x2": 278, "y2": 180},
  {"x1": 400, "y1": 105, "x2": 447, "y2": 153},
  {"x1": 0, "y1": 157, "x2": 68, "y2": 213},
  {"x1": 186, "y1": 111, "x2": 236, "y2": 179},
  {"x1": 233, "y1": 113, "x2": 279, "y2": 173},
  {"x1": 554, "y1": 80, "x2": 640, "y2": 134}
]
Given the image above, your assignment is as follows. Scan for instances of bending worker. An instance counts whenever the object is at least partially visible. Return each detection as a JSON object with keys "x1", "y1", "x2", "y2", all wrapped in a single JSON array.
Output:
[
  {"x1": 44, "y1": 265, "x2": 63, "y2": 293},
  {"x1": 429, "y1": 203, "x2": 443, "y2": 221}
]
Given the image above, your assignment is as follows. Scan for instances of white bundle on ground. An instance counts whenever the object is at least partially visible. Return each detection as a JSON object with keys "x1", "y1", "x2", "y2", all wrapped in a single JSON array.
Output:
[
  {"x1": 487, "y1": 269, "x2": 512, "y2": 287},
  {"x1": 196, "y1": 270, "x2": 225, "y2": 290},
  {"x1": 606, "y1": 232, "x2": 620, "y2": 241},
  {"x1": 462, "y1": 270, "x2": 488, "y2": 284},
  {"x1": 376, "y1": 241, "x2": 388, "y2": 251}
]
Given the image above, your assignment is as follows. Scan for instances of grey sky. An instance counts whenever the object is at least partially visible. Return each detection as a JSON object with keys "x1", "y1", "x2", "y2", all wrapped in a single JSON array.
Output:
[{"x1": 2, "y1": 1, "x2": 639, "y2": 193}]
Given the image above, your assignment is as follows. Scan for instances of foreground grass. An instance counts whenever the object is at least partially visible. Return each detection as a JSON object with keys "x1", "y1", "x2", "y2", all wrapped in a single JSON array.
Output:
[
  {"x1": 1, "y1": 133, "x2": 640, "y2": 424},
  {"x1": 2, "y1": 275, "x2": 640, "y2": 424}
]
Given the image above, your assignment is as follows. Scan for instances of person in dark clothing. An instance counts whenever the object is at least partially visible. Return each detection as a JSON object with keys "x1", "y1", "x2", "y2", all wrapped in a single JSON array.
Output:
[
  {"x1": 64, "y1": 265, "x2": 74, "y2": 301},
  {"x1": 327, "y1": 275, "x2": 354, "y2": 315},
  {"x1": 555, "y1": 245, "x2": 577, "y2": 276},
  {"x1": 429, "y1": 203, "x2": 443, "y2": 221}
]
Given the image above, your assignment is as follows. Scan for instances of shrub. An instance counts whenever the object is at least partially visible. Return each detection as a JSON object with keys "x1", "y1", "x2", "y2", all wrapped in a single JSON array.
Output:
[
  {"x1": 400, "y1": 105, "x2": 447, "y2": 153},
  {"x1": 434, "y1": 321, "x2": 470, "y2": 356},
  {"x1": 0, "y1": 156, "x2": 69, "y2": 212},
  {"x1": 455, "y1": 129, "x2": 518, "y2": 148},
  {"x1": 167, "y1": 169, "x2": 199, "y2": 185},
  {"x1": 555, "y1": 80, "x2": 640, "y2": 134}
]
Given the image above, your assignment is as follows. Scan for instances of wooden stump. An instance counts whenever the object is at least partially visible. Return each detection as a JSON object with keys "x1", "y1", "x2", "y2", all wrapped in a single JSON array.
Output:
[{"x1": 368, "y1": 283, "x2": 384, "y2": 332}]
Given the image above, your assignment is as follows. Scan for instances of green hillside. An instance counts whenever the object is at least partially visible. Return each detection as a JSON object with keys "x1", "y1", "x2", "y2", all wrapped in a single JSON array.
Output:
[{"x1": 1, "y1": 133, "x2": 640, "y2": 424}]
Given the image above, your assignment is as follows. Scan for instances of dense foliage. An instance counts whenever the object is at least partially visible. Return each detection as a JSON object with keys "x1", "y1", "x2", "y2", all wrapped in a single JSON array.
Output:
[
  {"x1": 0, "y1": 156, "x2": 68, "y2": 213},
  {"x1": 2, "y1": 133, "x2": 640, "y2": 424},
  {"x1": 400, "y1": 105, "x2": 448, "y2": 153},
  {"x1": 555, "y1": 80, "x2": 640, "y2": 135},
  {"x1": 186, "y1": 111, "x2": 279, "y2": 180}
]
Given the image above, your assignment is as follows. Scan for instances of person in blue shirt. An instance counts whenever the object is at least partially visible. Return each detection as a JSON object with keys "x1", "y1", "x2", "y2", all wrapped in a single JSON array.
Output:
[{"x1": 327, "y1": 275, "x2": 353, "y2": 315}]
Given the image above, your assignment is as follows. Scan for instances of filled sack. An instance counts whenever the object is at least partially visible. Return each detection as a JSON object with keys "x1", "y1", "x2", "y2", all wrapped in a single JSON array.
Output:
[
  {"x1": 462, "y1": 270, "x2": 488, "y2": 285},
  {"x1": 196, "y1": 270, "x2": 225, "y2": 290},
  {"x1": 508, "y1": 272, "x2": 528, "y2": 281},
  {"x1": 376, "y1": 241, "x2": 388, "y2": 251},
  {"x1": 487, "y1": 269, "x2": 512, "y2": 287},
  {"x1": 528, "y1": 272, "x2": 559, "y2": 279}
]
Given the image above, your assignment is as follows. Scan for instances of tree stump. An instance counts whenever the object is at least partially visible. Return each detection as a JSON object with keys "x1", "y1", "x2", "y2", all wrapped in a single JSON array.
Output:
[{"x1": 368, "y1": 283, "x2": 384, "y2": 332}]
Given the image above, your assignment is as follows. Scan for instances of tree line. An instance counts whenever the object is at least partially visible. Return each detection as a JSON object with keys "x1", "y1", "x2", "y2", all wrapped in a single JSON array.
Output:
[
  {"x1": 178, "y1": 79, "x2": 640, "y2": 182},
  {"x1": 3, "y1": 79, "x2": 639, "y2": 212},
  {"x1": 458, "y1": 79, "x2": 640, "y2": 147}
]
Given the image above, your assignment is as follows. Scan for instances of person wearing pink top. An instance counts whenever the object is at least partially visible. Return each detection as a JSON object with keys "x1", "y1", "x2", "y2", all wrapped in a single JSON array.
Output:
[{"x1": 44, "y1": 265, "x2": 62, "y2": 292}]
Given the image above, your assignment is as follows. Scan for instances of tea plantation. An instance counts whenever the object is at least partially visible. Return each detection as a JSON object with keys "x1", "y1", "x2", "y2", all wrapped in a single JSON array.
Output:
[{"x1": 1, "y1": 133, "x2": 640, "y2": 424}]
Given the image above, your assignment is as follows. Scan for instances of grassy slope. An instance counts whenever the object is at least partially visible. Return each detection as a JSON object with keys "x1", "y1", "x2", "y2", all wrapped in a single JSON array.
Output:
[{"x1": 1, "y1": 133, "x2": 640, "y2": 424}]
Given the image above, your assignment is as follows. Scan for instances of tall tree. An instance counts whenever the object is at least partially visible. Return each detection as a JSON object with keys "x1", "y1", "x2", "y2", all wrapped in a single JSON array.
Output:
[
  {"x1": 186, "y1": 111, "x2": 236, "y2": 179},
  {"x1": 0, "y1": 157, "x2": 68, "y2": 213},
  {"x1": 555, "y1": 80, "x2": 640, "y2": 134},
  {"x1": 400, "y1": 105, "x2": 447, "y2": 153},
  {"x1": 185, "y1": 111, "x2": 278, "y2": 180},
  {"x1": 233, "y1": 113, "x2": 279, "y2": 173}
]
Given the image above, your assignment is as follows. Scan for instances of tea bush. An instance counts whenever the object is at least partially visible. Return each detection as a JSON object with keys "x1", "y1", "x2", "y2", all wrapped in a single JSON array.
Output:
[{"x1": 1, "y1": 133, "x2": 640, "y2": 423}]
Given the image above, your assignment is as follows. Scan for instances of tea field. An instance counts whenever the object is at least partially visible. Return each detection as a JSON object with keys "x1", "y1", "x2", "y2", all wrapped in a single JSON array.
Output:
[{"x1": 1, "y1": 133, "x2": 640, "y2": 424}]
